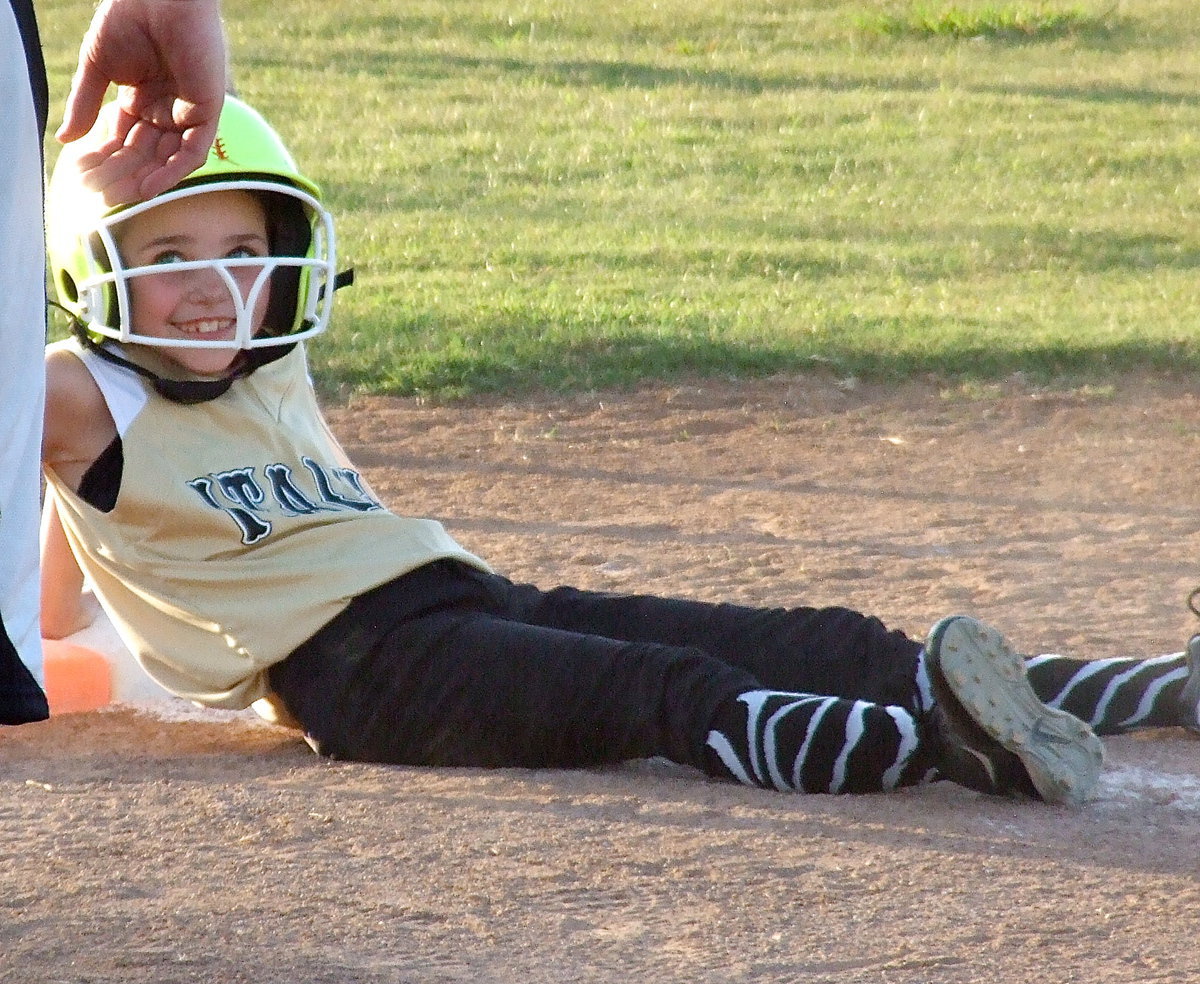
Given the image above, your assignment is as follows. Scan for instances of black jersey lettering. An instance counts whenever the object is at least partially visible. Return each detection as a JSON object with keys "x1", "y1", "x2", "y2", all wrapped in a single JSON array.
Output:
[
  {"x1": 264, "y1": 463, "x2": 327, "y2": 516},
  {"x1": 186, "y1": 473, "x2": 273, "y2": 545},
  {"x1": 188, "y1": 459, "x2": 382, "y2": 542},
  {"x1": 302, "y1": 457, "x2": 382, "y2": 512}
]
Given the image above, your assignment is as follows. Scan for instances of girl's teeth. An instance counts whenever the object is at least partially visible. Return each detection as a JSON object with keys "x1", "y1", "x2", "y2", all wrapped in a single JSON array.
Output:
[{"x1": 180, "y1": 320, "x2": 230, "y2": 334}]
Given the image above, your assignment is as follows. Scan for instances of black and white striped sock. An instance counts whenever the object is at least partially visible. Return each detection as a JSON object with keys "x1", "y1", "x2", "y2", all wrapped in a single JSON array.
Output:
[
  {"x1": 1024, "y1": 651, "x2": 1189, "y2": 734},
  {"x1": 705, "y1": 690, "x2": 934, "y2": 794}
]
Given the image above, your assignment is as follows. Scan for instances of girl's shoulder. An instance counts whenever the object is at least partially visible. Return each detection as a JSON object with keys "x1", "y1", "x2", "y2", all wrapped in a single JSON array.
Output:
[
  {"x1": 43, "y1": 342, "x2": 117, "y2": 491},
  {"x1": 45, "y1": 341, "x2": 105, "y2": 415}
]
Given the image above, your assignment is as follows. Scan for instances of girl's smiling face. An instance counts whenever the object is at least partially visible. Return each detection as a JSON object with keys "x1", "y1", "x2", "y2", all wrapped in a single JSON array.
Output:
[{"x1": 116, "y1": 189, "x2": 272, "y2": 377}]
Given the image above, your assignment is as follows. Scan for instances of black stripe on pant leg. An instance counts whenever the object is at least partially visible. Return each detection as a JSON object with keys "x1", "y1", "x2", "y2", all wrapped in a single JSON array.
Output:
[
  {"x1": 0, "y1": 610, "x2": 48, "y2": 724},
  {"x1": 9, "y1": 0, "x2": 48, "y2": 140}
]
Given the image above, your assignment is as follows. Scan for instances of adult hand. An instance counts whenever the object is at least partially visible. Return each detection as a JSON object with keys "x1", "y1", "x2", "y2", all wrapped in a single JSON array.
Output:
[{"x1": 56, "y1": 0, "x2": 228, "y2": 204}]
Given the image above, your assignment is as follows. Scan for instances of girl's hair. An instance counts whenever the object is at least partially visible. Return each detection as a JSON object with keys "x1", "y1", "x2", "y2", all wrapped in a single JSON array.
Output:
[{"x1": 257, "y1": 187, "x2": 313, "y2": 336}]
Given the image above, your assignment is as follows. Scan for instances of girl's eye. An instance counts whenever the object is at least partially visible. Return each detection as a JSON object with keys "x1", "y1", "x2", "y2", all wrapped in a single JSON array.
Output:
[
  {"x1": 227, "y1": 245, "x2": 264, "y2": 260},
  {"x1": 150, "y1": 249, "x2": 186, "y2": 266}
]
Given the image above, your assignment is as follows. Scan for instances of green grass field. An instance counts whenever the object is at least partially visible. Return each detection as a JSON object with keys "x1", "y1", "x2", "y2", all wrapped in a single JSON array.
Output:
[{"x1": 36, "y1": 0, "x2": 1200, "y2": 398}]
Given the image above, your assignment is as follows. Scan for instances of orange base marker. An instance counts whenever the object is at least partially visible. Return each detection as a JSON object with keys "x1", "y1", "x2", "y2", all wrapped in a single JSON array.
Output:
[{"x1": 42, "y1": 639, "x2": 113, "y2": 714}]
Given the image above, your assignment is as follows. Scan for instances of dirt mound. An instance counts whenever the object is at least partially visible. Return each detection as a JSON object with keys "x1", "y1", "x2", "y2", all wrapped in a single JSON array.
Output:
[{"x1": 4, "y1": 373, "x2": 1198, "y2": 983}]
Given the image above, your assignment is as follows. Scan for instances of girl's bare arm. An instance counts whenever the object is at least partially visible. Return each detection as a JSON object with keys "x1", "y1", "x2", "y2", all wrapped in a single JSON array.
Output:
[
  {"x1": 41, "y1": 348, "x2": 115, "y2": 639},
  {"x1": 39, "y1": 491, "x2": 96, "y2": 639}
]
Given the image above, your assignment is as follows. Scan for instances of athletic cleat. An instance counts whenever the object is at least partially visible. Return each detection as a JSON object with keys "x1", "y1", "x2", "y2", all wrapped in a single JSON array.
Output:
[
  {"x1": 1183, "y1": 590, "x2": 1200, "y2": 733},
  {"x1": 924, "y1": 615, "x2": 1103, "y2": 806},
  {"x1": 1179, "y1": 634, "x2": 1200, "y2": 733}
]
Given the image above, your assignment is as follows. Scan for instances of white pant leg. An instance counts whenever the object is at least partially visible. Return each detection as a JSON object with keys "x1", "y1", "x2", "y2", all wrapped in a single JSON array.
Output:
[{"x1": 0, "y1": 0, "x2": 47, "y2": 686}]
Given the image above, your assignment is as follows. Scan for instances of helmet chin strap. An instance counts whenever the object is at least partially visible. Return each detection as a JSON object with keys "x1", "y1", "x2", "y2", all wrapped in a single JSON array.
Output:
[
  {"x1": 73, "y1": 325, "x2": 295, "y2": 404},
  {"x1": 60, "y1": 268, "x2": 354, "y2": 405}
]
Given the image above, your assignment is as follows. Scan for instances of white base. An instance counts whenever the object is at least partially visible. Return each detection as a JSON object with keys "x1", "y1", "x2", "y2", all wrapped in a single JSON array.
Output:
[{"x1": 62, "y1": 606, "x2": 176, "y2": 703}]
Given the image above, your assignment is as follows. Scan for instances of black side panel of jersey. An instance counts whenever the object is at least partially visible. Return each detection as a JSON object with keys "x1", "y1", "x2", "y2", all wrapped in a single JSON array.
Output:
[
  {"x1": 9, "y1": 0, "x2": 48, "y2": 143},
  {"x1": 78, "y1": 436, "x2": 124, "y2": 513}
]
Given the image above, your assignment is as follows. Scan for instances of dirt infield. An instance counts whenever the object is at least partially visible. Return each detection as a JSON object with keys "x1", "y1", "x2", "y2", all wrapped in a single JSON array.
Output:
[{"x1": 3, "y1": 372, "x2": 1199, "y2": 983}]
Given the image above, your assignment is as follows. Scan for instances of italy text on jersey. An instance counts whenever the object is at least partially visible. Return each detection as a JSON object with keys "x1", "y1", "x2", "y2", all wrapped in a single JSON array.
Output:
[{"x1": 186, "y1": 457, "x2": 382, "y2": 545}]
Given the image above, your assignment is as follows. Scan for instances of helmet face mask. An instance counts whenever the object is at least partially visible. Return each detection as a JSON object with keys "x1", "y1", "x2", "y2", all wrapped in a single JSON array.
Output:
[
  {"x1": 49, "y1": 98, "x2": 339, "y2": 356},
  {"x1": 71, "y1": 180, "x2": 337, "y2": 350}
]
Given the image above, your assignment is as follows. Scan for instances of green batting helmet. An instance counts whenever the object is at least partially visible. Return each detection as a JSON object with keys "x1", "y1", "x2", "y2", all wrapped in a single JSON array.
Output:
[{"x1": 47, "y1": 96, "x2": 338, "y2": 351}]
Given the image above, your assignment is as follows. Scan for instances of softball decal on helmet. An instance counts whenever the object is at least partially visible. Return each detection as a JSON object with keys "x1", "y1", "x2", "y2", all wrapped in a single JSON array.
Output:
[{"x1": 47, "y1": 96, "x2": 339, "y2": 352}]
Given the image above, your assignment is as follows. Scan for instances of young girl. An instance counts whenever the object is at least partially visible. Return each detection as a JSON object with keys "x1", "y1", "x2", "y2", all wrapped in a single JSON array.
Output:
[{"x1": 40, "y1": 97, "x2": 1197, "y2": 806}]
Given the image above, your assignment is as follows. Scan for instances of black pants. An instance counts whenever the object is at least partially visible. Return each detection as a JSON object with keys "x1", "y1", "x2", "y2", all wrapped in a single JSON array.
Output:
[{"x1": 268, "y1": 560, "x2": 924, "y2": 773}]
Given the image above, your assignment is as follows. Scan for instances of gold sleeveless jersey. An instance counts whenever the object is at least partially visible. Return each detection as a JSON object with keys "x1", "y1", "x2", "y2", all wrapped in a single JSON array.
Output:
[{"x1": 45, "y1": 339, "x2": 488, "y2": 708}]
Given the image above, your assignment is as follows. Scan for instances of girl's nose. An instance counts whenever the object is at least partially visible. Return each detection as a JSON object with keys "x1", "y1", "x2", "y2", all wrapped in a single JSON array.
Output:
[{"x1": 183, "y1": 263, "x2": 231, "y2": 305}]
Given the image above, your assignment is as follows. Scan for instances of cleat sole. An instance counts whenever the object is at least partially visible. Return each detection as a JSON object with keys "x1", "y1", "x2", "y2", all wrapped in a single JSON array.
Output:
[{"x1": 927, "y1": 616, "x2": 1104, "y2": 806}]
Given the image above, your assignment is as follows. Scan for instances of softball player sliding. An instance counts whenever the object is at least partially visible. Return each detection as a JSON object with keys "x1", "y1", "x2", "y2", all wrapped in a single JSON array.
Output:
[{"x1": 39, "y1": 96, "x2": 1200, "y2": 805}]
